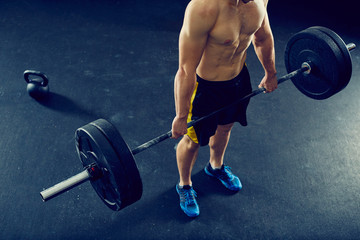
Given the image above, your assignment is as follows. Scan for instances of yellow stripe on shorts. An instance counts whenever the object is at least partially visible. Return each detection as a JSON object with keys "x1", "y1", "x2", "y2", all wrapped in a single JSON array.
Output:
[{"x1": 186, "y1": 82, "x2": 199, "y2": 144}]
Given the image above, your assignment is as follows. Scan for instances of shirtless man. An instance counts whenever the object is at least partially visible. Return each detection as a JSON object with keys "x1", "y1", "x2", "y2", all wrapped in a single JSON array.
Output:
[{"x1": 171, "y1": 0, "x2": 278, "y2": 217}]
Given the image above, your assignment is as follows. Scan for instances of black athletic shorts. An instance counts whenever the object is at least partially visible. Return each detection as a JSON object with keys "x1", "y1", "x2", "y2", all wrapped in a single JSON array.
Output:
[{"x1": 186, "y1": 65, "x2": 252, "y2": 146}]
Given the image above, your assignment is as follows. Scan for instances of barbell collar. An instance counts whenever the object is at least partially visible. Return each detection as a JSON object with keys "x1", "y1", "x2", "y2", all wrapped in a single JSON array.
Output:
[{"x1": 301, "y1": 62, "x2": 312, "y2": 75}]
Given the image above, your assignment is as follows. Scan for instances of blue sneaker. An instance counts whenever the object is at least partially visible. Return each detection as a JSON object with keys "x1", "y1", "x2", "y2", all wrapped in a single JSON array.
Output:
[
  {"x1": 204, "y1": 163, "x2": 242, "y2": 191},
  {"x1": 176, "y1": 184, "x2": 200, "y2": 217}
]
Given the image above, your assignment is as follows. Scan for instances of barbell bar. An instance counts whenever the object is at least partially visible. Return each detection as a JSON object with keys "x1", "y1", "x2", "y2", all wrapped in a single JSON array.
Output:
[{"x1": 40, "y1": 26, "x2": 356, "y2": 211}]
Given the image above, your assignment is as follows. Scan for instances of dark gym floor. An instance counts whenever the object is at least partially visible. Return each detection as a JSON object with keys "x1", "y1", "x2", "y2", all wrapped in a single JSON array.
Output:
[{"x1": 1, "y1": 1, "x2": 359, "y2": 239}]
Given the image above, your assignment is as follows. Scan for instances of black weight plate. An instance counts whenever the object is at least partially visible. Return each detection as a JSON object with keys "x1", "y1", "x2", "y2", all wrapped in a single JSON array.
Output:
[
  {"x1": 76, "y1": 126, "x2": 125, "y2": 210},
  {"x1": 75, "y1": 119, "x2": 142, "y2": 211},
  {"x1": 301, "y1": 27, "x2": 347, "y2": 94},
  {"x1": 306, "y1": 27, "x2": 348, "y2": 93},
  {"x1": 285, "y1": 28, "x2": 342, "y2": 100},
  {"x1": 90, "y1": 119, "x2": 143, "y2": 205},
  {"x1": 311, "y1": 26, "x2": 352, "y2": 93}
]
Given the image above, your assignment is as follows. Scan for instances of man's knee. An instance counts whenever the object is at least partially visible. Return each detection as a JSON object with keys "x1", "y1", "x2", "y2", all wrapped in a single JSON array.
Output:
[
  {"x1": 209, "y1": 123, "x2": 234, "y2": 149},
  {"x1": 180, "y1": 135, "x2": 200, "y2": 152}
]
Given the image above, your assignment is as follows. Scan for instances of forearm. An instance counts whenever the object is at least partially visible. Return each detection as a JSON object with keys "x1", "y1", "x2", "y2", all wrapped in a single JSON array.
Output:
[
  {"x1": 174, "y1": 68, "x2": 196, "y2": 119},
  {"x1": 253, "y1": 35, "x2": 277, "y2": 76}
]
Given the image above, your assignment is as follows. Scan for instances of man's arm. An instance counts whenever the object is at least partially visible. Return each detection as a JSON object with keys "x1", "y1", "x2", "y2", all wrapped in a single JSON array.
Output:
[
  {"x1": 252, "y1": 2, "x2": 278, "y2": 92},
  {"x1": 172, "y1": 1, "x2": 217, "y2": 139}
]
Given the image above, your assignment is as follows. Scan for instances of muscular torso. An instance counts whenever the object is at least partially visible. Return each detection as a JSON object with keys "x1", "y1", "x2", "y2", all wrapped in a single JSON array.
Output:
[{"x1": 197, "y1": 0, "x2": 266, "y2": 81}]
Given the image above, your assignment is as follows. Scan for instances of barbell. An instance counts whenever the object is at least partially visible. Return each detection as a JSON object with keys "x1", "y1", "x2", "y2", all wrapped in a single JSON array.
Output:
[{"x1": 40, "y1": 26, "x2": 356, "y2": 211}]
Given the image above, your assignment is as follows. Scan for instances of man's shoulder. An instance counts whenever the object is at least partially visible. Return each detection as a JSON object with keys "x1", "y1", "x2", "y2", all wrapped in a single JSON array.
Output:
[{"x1": 186, "y1": 0, "x2": 220, "y2": 17}]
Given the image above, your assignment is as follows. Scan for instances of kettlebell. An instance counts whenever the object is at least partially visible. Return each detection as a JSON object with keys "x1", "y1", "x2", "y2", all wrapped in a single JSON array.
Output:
[{"x1": 24, "y1": 70, "x2": 50, "y2": 100}]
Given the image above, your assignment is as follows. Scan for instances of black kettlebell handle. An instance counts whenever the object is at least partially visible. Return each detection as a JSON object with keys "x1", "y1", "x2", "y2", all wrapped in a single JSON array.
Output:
[{"x1": 24, "y1": 70, "x2": 49, "y2": 87}]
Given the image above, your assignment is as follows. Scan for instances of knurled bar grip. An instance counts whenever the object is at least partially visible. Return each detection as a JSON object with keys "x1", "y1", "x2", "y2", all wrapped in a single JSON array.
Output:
[
  {"x1": 40, "y1": 169, "x2": 90, "y2": 201},
  {"x1": 131, "y1": 64, "x2": 309, "y2": 155}
]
